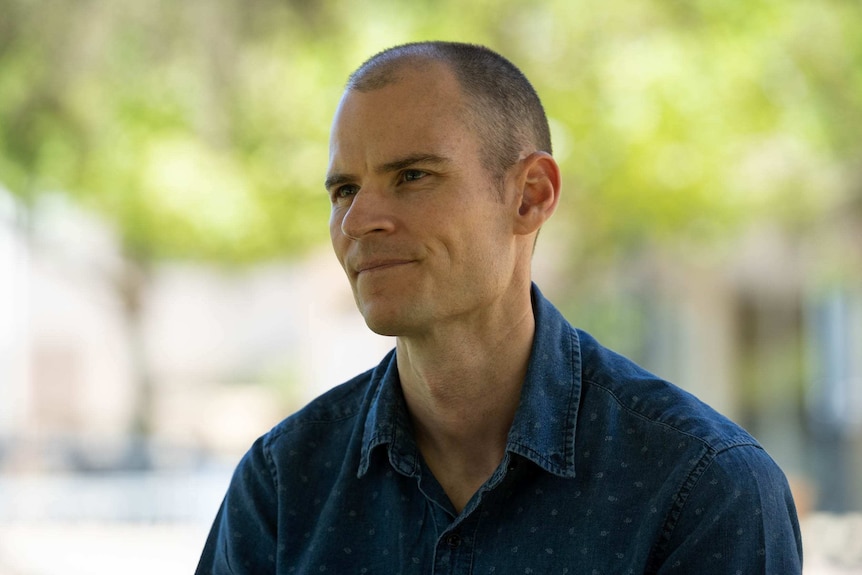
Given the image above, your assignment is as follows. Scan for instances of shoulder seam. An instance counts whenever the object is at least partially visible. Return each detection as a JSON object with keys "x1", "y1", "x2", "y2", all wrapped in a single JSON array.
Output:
[
  {"x1": 262, "y1": 433, "x2": 280, "y2": 495},
  {"x1": 647, "y1": 443, "x2": 767, "y2": 569},
  {"x1": 260, "y1": 408, "x2": 362, "y2": 493},
  {"x1": 647, "y1": 445, "x2": 715, "y2": 568}
]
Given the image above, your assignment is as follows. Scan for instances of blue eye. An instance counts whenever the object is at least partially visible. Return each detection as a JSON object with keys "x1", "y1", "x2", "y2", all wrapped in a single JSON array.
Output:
[
  {"x1": 333, "y1": 184, "x2": 359, "y2": 200},
  {"x1": 402, "y1": 170, "x2": 426, "y2": 182}
]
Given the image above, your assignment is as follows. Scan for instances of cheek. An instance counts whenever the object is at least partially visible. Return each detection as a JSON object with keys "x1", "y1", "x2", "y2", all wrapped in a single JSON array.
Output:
[
  {"x1": 329, "y1": 215, "x2": 349, "y2": 266},
  {"x1": 444, "y1": 228, "x2": 494, "y2": 271},
  {"x1": 329, "y1": 210, "x2": 344, "y2": 243},
  {"x1": 458, "y1": 219, "x2": 515, "y2": 273}
]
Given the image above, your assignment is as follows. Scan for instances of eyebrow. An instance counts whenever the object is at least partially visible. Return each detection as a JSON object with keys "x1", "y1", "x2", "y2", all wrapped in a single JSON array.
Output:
[
  {"x1": 379, "y1": 153, "x2": 449, "y2": 173},
  {"x1": 324, "y1": 153, "x2": 450, "y2": 191}
]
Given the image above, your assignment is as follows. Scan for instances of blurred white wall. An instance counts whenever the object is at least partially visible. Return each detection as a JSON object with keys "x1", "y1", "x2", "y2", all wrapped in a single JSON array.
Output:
[
  {"x1": 0, "y1": 189, "x2": 30, "y2": 437},
  {"x1": 27, "y1": 195, "x2": 135, "y2": 439},
  {"x1": 0, "y1": 190, "x2": 402, "y2": 466},
  {"x1": 144, "y1": 251, "x2": 394, "y2": 455}
]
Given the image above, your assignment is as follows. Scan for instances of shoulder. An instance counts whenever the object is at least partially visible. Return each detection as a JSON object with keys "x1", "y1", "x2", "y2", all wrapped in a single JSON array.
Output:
[
  {"x1": 655, "y1": 442, "x2": 803, "y2": 571},
  {"x1": 261, "y1": 366, "x2": 377, "y2": 450},
  {"x1": 574, "y1": 328, "x2": 758, "y2": 453},
  {"x1": 223, "y1": 365, "x2": 382, "y2": 496}
]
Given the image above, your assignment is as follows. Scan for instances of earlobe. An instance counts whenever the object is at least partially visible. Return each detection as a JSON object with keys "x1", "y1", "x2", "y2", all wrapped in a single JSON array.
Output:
[{"x1": 514, "y1": 152, "x2": 561, "y2": 235}]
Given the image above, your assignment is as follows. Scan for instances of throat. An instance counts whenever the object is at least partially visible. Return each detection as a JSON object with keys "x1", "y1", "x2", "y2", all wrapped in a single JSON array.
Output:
[
  {"x1": 416, "y1": 428, "x2": 508, "y2": 514},
  {"x1": 422, "y1": 449, "x2": 503, "y2": 514}
]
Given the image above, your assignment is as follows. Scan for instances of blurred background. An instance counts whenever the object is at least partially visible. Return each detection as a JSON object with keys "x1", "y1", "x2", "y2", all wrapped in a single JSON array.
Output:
[{"x1": 1, "y1": 0, "x2": 861, "y2": 572}]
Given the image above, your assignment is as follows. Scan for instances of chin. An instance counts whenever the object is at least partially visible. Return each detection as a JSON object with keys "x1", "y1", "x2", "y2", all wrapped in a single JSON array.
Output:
[
  {"x1": 360, "y1": 311, "x2": 406, "y2": 337},
  {"x1": 364, "y1": 322, "x2": 400, "y2": 337},
  {"x1": 358, "y1": 302, "x2": 417, "y2": 337}
]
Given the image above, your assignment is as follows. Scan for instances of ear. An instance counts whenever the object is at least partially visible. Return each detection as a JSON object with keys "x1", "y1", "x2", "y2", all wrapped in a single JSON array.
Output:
[{"x1": 512, "y1": 152, "x2": 561, "y2": 236}]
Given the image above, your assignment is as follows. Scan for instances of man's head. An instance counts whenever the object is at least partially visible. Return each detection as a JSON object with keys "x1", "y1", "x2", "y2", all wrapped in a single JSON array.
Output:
[
  {"x1": 345, "y1": 41, "x2": 553, "y2": 186},
  {"x1": 326, "y1": 43, "x2": 560, "y2": 337}
]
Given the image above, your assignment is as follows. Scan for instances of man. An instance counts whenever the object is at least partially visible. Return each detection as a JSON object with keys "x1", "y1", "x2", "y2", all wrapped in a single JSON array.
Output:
[{"x1": 197, "y1": 41, "x2": 802, "y2": 574}]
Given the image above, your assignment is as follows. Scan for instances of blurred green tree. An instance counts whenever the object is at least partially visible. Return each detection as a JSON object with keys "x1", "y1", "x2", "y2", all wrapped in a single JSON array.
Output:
[
  {"x1": 3, "y1": 0, "x2": 860, "y2": 262},
  {"x1": 1, "y1": 0, "x2": 860, "y2": 443}
]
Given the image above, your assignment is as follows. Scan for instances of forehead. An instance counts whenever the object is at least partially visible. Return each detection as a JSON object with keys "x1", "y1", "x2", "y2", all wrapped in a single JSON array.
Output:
[{"x1": 328, "y1": 63, "x2": 478, "y2": 169}]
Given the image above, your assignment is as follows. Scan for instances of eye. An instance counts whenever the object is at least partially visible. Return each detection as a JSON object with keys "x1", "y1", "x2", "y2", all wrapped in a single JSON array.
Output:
[
  {"x1": 332, "y1": 184, "x2": 359, "y2": 202},
  {"x1": 401, "y1": 169, "x2": 427, "y2": 183}
]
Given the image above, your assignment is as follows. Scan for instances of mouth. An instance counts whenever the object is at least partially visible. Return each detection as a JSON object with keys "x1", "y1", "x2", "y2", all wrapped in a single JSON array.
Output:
[{"x1": 355, "y1": 259, "x2": 415, "y2": 275}]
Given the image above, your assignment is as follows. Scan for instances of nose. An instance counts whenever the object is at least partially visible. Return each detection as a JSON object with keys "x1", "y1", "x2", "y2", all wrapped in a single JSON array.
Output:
[{"x1": 337, "y1": 188, "x2": 395, "y2": 240}]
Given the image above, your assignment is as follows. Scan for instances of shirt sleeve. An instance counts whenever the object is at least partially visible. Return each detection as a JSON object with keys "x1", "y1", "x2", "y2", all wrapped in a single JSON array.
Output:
[
  {"x1": 652, "y1": 444, "x2": 803, "y2": 574},
  {"x1": 196, "y1": 436, "x2": 279, "y2": 575}
]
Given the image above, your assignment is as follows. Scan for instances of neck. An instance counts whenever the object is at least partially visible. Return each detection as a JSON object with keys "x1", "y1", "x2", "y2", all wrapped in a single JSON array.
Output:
[{"x1": 395, "y1": 286, "x2": 535, "y2": 512}]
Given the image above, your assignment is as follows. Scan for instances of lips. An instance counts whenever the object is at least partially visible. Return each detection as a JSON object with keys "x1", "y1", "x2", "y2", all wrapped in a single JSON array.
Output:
[{"x1": 354, "y1": 259, "x2": 415, "y2": 275}]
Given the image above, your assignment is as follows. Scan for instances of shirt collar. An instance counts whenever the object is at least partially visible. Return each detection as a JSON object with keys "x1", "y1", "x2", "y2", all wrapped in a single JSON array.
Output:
[
  {"x1": 505, "y1": 283, "x2": 581, "y2": 477},
  {"x1": 357, "y1": 350, "x2": 420, "y2": 478},
  {"x1": 358, "y1": 283, "x2": 582, "y2": 479}
]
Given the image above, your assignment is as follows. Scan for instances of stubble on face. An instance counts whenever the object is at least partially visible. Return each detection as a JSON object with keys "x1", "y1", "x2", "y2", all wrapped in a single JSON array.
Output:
[{"x1": 328, "y1": 64, "x2": 519, "y2": 339}]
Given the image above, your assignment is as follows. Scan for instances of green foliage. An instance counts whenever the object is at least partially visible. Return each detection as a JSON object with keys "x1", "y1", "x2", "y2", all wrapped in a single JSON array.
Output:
[{"x1": 1, "y1": 0, "x2": 860, "y2": 265}]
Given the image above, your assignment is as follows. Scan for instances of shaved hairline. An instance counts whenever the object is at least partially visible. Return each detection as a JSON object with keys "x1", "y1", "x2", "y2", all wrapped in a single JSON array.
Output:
[{"x1": 344, "y1": 42, "x2": 552, "y2": 191}]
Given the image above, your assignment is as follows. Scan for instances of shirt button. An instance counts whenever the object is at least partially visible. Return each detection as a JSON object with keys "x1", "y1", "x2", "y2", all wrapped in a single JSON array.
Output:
[{"x1": 445, "y1": 533, "x2": 462, "y2": 548}]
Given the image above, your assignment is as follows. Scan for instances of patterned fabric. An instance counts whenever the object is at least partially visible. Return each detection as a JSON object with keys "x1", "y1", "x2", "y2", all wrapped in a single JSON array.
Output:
[{"x1": 197, "y1": 284, "x2": 803, "y2": 574}]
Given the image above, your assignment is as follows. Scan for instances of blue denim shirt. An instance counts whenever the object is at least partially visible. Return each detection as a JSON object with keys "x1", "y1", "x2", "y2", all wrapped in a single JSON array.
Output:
[{"x1": 197, "y1": 285, "x2": 802, "y2": 574}]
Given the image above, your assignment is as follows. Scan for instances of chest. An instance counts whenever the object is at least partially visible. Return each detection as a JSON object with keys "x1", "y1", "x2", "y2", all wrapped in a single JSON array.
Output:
[{"x1": 274, "y1": 461, "x2": 675, "y2": 574}]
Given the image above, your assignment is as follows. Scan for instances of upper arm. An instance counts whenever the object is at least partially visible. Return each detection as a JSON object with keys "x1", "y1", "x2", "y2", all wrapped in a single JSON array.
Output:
[
  {"x1": 652, "y1": 444, "x2": 803, "y2": 575},
  {"x1": 196, "y1": 436, "x2": 279, "y2": 575}
]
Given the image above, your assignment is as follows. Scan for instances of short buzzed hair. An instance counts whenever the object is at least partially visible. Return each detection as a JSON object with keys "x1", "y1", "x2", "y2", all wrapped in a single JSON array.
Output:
[{"x1": 346, "y1": 42, "x2": 552, "y2": 184}]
